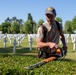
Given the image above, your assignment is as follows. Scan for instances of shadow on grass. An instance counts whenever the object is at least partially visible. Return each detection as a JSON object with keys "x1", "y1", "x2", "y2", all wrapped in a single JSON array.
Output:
[
  {"x1": 0, "y1": 46, "x2": 76, "y2": 63},
  {"x1": 0, "y1": 46, "x2": 36, "y2": 53},
  {"x1": 0, "y1": 53, "x2": 76, "y2": 66},
  {"x1": 57, "y1": 58, "x2": 76, "y2": 62},
  {"x1": 0, "y1": 53, "x2": 37, "y2": 58}
]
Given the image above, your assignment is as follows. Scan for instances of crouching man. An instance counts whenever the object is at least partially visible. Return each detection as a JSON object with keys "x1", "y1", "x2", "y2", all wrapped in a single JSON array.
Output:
[{"x1": 37, "y1": 7, "x2": 67, "y2": 59}]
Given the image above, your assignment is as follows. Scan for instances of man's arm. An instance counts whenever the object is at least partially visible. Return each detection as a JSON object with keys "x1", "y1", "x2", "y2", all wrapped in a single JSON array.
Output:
[
  {"x1": 37, "y1": 26, "x2": 58, "y2": 48},
  {"x1": 37, "y1": 38, "x2": 58, "y2": 48},
  {"x1": 37, "y1": 38, "x2": 48, "y2": 48},
  {"x1": 58, "y1": 22, "x2": 67, "y2": 49},
  {"x1": 60, "y1": 34, "x2": 68, "y2": 50}
]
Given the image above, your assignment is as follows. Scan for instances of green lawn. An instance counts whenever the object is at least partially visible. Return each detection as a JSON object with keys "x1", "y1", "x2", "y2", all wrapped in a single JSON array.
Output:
[{"x1": 0, "y1": 35, "x2": 76, "y2": 75}]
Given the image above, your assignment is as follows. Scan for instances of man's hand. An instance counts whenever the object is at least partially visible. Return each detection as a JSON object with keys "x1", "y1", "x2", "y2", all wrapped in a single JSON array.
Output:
[{"x1": 48, "y1": 42, "x2": 58, "y2": 48}]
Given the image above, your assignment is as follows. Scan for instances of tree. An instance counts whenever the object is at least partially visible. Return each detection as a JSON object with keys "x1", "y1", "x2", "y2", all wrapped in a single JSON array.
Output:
[
  {"x1": 11, "y1": 20, "x2": 20, "y2": 33},
  {"x1": 5, "y1": 17, "x2": 11, "y2": 23},
  {"x1": 12, "y1": 16, "x2": 17, "y2": 21},
  {"x1": 27, "y1": 13, "x2": 34, "y2": 33},
  {"x1": 33, "y1": 21, "x2": 37, "y2": 33},
  {"x1": 16, "y1": 19, "x2": 24, "y2": 33},
  {"x1": 23, "y1": 20, "x2": 32, "y2": 34},
  {"x1": 0, "y1": 25, "x2": 2, "y2": 31},
  {"x1": 64, "y1": 20, "x2": 72, "y2": 34},
  {"x1": 55, "y1": 17, "x2": 62, "y2": 22},
  {"x1": 71, "y1": 16, "x2": 76, "y2": 31},
  {"x1": 37, "y1": 19, "x2": 44, "y2": 27},
  {"x1": 24, "y1": 13, "x2": 37, "y2": 34},
  {"x1": 55, "y1": 17, "x2": 64, "y2": 32},
  {"x1": 0, "y1": 22, "x2": 11, "y2": 33},
  {"x1": 4, "y1": 16, "x2": 24, "y2": 33},
  {"x1": 28, "y1": 13, "x2": 33, "y2": 21}
]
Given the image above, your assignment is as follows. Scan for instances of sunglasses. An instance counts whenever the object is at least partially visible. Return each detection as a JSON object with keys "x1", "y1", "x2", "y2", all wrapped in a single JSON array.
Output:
[{"x1": 46, "y1": 14, "x2": 54, "y2": 18}]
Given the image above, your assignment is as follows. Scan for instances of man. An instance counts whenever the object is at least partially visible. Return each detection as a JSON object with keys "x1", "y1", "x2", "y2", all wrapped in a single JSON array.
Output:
[{"x1": 37, "y1": 7, "x2": 67, "y2": 58}]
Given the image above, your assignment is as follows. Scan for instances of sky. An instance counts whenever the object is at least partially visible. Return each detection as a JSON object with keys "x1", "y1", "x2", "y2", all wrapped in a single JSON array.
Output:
[{"x1": 0, "y1": 0, "x2": 76, "y2": 27}]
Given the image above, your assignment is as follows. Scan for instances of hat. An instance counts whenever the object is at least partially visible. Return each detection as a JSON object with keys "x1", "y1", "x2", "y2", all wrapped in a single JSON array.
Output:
[{"x1": 45, "y1": 7, "x2": 56, "y2": 15}]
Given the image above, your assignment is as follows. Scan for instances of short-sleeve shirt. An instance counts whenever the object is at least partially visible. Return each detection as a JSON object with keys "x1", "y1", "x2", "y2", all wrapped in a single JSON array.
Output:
[{"x1": 37, "y1": 21, "x2": 62, "y2": 44}]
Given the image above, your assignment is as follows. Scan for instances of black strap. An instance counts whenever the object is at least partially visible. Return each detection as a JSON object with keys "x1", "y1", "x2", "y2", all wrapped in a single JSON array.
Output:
[
  {"x1": 55, "y1": 20, "x2": 61, "y2": 32},
  {"x1": 41, "y1": 21, "x2": 61, "y2": 35},
  {"x1": 41, "y1": 25, "x2": 47, "y2": 39},
  {"x1": 41, "y1": 25, "x2": 47, "y2": 32}
]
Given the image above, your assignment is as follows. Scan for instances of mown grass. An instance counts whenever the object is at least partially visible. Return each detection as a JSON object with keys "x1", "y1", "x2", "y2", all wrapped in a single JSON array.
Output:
[
  {"x1": 0, "y1": 35, "x2": 76, "y2": 75},
  {"x1": 0, "y1": 54, "x2": 76, "y2": 75}
]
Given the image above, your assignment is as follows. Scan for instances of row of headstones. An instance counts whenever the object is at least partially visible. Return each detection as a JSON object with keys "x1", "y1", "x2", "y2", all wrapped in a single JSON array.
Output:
[
  {"x1": 0, "y1": 34, "x2": 26, "y2": 53},
  {"x1": 28, "y1": 34, "x2": 37, "y2": 50},
  {"x1": 28, "y1": 34, "x2": 76, "y2": 51},
  {"x1": 0, "y1": 34, "x2": 7, "y2": 48},
  {"x1": 0, "y1": 34, "x2": 76, "y2": 53},
  {"x1": 60, "y1": 34, "x2": 76, "y2": 50},
  {"x1": 7, "y1": 34, "x2": 26, "y2": 45},
  {"x1": 71, "y1": 34, "x2": 76, "y2": 50}
]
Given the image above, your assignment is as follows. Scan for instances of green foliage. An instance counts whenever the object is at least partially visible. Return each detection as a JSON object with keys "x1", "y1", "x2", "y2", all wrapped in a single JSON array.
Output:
[
  {"x1": 33, "y1": 21, "x2": 37, "y2": 33},
  {"x1": 64, "y1": 16, "x2": 76, "y2": 34},
  {"x1": 12, "y1": 16, "x2": 17, "y2": 21},
  {"x1": 27, "y1": 13, "x2": 37, "y2": 34},
  {"x1": 37, "y1": 19, "x2": 44, "y2": 27},
  {"x1": 23, "y1": 20, "x2": 32, "y2": 34},
  {"x1": 23, "y1": 13, "x2": 37, "y2": 34},
  {"x1": 55, "y1": 17, "x2": 62, "y2": 22},
  {"x1": 4, "y1": 17, "x2": 24, "y2": 33},
  {"x1": 28, "y1": 13, "x2": 33, "y2": 21},
  {"x1": 0, "y1": 22, "x2": 11, "y2": 33},
  {"x1": 0, "y1": 54, "x2": 76, "y2": 75},
  {"x1": 64, "y1": 20, "x2": 73, "y2": 34},
  {"x1": 5, "y1": 17, "x2": 11, "y2": 23},
  {"x1": 11, "y1": 20, "x2": 20, "y2": 33},
  {"x1": 0, "y1": 25, "x2": 2, "y2": 31},
  {"x1": 37, "y1": 19, "x2": 44, "y2": 25},
  {"x1": 1, "y1": 14, "x2": 76, "y2": 34},
  {"x1": 71, "y1": 16, "x2": 76, "y2": 31}
]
